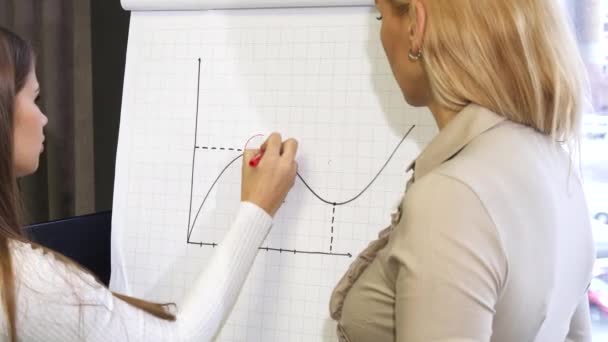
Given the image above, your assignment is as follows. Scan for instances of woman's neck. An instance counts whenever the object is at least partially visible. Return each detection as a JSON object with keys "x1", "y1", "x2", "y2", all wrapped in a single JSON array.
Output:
[{"x1": 428, "y1": 101, "x2": 459, "y2": 130}]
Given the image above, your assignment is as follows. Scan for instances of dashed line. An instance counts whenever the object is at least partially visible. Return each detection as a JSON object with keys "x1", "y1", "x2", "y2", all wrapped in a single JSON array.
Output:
[
  {"x1": 197, "y1": 146, "x2": 243, "y2": 152},
  {"x1": 330, "y1": 204, "x2": 336, "y2": 252}
]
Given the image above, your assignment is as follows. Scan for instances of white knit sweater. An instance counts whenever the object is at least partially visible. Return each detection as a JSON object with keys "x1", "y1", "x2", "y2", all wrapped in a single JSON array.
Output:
[{"x1": 2, "y1": 202, "x2": 272, "y2": 341}]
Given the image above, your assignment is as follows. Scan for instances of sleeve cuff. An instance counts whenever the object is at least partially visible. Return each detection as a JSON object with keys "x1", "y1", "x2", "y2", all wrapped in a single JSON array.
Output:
[{"x1": 236, "y1": 201, "x2": 273, "y2": 238}]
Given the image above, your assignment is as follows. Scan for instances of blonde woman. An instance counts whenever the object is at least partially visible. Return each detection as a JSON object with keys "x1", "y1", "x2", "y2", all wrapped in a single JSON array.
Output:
[{"x1": 330, "y1": 1, "x2": 594, "y2": 341}]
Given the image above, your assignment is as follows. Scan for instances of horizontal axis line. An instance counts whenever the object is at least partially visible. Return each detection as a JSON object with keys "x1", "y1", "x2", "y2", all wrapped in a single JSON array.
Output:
[{"x1": 187, "y1": 241, "x2": 351, "y2": 257}]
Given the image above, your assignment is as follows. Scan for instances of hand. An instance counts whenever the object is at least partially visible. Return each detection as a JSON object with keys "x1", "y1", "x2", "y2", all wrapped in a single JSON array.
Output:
[{"x1": 241, "y1": 133, "x2": 299, "y2": 217}]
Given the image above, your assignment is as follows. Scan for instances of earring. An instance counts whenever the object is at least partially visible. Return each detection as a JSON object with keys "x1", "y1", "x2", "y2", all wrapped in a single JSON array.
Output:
[{"x1": 408, "y1": 49, "x2": 423, "y2": 61}]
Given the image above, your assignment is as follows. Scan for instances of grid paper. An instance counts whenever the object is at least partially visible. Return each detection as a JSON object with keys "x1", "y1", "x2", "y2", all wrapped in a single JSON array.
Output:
[{"x1": 111, "y1": 7, "x2": 436, "y2": 341}]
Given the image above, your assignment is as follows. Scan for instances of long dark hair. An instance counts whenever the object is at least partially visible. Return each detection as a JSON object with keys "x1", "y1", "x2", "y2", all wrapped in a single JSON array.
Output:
[{"x1": 0, "y1": 27, "x2": 175, "y2": 342}]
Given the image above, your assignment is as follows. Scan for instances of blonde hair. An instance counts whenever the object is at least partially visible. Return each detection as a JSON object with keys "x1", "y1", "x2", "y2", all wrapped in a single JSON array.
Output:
[{"x1": 392, "y1": 0, "x2": 589, "y2": 143}]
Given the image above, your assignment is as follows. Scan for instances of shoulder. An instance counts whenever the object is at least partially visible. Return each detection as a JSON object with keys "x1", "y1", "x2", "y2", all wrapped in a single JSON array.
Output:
[
  {"x1": 397, "y1": 122, "x2": 524, "y2": 256},
  {"x1": 391, "y1": 172, "x2": 506, "y2": 274},
  {"x1": 388, "y1": 173, "x2": 508, "y2": 293},
  {"x1": 437, "y1": 119, "x2": 566, "y2": 184},
  {"x1": 9, "y1": 239, "x2": 108, "y2": 303},
  {"x1": 398, "y1": 172, "x2": 499, "y2": 245},
  {"x1": 404, "y1": 172, "x2": 490, "y2": 223},
  {"x1": 6, "y1": 241, "x2": 137, "y2": 340},
  {"x1": 407, "y1": 119, "x2": 568, "y2": 227}
]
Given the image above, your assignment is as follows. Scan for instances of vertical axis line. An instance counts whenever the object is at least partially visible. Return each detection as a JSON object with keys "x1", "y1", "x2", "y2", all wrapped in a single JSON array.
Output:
[{"x1": 187, "y1": 58, "x2": 202, "y2": 242}]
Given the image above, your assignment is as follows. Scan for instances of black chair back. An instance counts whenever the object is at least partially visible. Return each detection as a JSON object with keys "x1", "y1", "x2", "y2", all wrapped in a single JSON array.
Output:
[{"x1": 24, "y1": 211, "x2": 112, "y2": 286}]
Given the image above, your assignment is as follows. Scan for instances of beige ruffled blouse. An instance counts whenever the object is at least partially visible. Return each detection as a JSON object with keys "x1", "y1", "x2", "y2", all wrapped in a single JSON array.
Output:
[{"x1": 327, "y1": 104, "x2": 595, "y2": 342}]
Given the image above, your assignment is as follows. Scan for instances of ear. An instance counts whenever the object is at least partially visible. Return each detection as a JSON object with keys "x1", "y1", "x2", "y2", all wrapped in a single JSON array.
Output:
[{"x1": 409, "y1": 0, "x2": 427, "y2": 52}]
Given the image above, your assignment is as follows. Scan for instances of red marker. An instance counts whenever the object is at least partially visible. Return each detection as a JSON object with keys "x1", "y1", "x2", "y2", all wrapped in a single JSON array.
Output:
[
  {"x1": 249, "y1": 151, "x2": 264, "y2": 167},
  {"x1": 244, "y1": 134, "x2": 266, "y2": 168}
]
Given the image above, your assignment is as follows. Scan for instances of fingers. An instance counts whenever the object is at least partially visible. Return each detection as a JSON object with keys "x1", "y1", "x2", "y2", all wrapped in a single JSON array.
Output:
[
  {"x1": 243, "y1": 149, "x2": 257, "y2": 162},
  {"x1": 256, "y1": 133, "x2": 299, "y2": 166},
  {"x1": 281, "y1": 138, "x2": 299, "y2": 160},
  {"x1": 261, "y1": 132, "x2": 282, "y2": 156}
]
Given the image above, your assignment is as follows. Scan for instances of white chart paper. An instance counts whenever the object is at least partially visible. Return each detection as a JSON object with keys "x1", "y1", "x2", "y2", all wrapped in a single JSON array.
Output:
[{"x1": 111, "y1": 6, "x2": 436, "y2": 341}]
